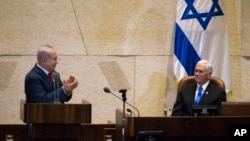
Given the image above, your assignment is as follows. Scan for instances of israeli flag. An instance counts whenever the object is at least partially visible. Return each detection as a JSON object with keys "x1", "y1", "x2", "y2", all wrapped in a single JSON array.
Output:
[{"x1": 173, "y1": 0, "x2": 231, "y2": 93}]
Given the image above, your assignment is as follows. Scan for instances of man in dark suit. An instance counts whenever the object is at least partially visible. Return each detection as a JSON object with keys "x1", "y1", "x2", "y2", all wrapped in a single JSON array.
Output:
[
  {"x1": 172, "y1": 60, "x2": 226, "y2": 116},
  {"x1": 25, "y1": 45, "x2": 79, "y2": 103}
]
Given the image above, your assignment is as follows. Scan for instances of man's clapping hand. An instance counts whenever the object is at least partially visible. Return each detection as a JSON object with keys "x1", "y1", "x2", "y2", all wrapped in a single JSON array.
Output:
[{"x1": 62, "y1": 75, "x2": 78, "y2": 94}]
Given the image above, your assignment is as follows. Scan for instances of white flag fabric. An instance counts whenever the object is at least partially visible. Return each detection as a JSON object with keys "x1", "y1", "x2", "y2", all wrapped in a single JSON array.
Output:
[{"x1": 173, "y1": 0, "x2": 231, "y2": 93}]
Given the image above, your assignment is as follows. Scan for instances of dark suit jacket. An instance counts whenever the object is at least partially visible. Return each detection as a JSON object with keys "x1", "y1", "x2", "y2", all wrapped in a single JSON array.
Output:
[
  {"x1": 172, "y1": 81, "x2": 226, "y2": 116},
  {"x1": 25, "y1": 64, "x2": 72, "y2": 103}
]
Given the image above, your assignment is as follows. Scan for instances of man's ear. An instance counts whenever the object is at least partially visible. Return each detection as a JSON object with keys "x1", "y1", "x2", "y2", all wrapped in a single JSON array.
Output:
[{"x1": 42, "y1": 57, "x2": 48, "y2": 64}]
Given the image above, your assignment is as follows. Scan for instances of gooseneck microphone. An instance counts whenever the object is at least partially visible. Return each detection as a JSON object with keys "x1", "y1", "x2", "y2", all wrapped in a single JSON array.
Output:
[
  {"x1": 126, "y1": 108, "x2": 134, "y2": 116},
  {"x1": 103, "y1": 87, "x2": 140, "y2": 117},
  {"x1": 104, "y1": 87, "x2": 111, "y2": 93}
]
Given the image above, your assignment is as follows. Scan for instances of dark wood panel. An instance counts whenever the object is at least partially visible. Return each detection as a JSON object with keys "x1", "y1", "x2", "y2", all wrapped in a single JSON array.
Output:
[
  {"x1": 220, "y1": 102, "x2": 250, "y2": 116},
  {"x1": 31, "y1": 124, "x2": 80, "y2": 141},
  {"x1": 81, "y1": 124, "x2": 115, "y2": 141},
  {"x1": 115, "y1": 109, "x2": 250, "y2": 141},
  {"x1": 125, "y1": 116, "x2": 250, "y2": 141},
  {"x1": 20, "y1": 99, "x2": 91, "y2": 124},
  {"x1": 0, "y1": 124, "x2": 26, "y2": 141},
  {"x1": 0, "y1": 124, "x2": 116, "y2": 141}
]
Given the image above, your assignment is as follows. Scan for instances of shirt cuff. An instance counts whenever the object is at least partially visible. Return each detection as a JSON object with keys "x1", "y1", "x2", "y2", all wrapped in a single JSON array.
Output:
[{"x1": 62, "y1": 88, "x2": 72, "y2": 96}]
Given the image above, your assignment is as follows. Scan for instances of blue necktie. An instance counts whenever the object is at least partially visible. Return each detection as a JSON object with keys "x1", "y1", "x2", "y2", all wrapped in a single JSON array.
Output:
[{"x1": 194, "y1": 86, "x2": 203, "y2": 105}]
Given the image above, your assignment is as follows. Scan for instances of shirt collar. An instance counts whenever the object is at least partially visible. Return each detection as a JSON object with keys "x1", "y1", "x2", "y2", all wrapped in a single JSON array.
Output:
[
  {"x1": 197, "y1": 80, "x2": 210, "y2": 90},
  {"x1": 36, "y1": 64, "x2": 49, "y2": 75}
]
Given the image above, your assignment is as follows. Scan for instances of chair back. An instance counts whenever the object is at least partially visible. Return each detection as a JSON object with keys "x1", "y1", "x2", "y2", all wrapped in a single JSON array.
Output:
[{"x1": 177, "y1": 76, "x2": 225, "y2": 94}]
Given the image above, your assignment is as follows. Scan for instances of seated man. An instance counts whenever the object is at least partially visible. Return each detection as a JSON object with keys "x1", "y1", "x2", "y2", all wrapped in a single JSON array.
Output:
[
  {"x1": 172, "y1": 60, "x2": 226, "y2": 116},
  {"x1": 24, "y1": 45, "x2": 78, "y2": 103}
]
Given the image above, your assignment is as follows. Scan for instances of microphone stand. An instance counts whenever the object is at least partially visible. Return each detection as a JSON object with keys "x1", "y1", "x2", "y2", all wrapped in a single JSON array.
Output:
[
  {"x1": 52, "y1": 72, "x2": 60, "y2": 103},
  {"x1": 54, "y1": 78, "x2": 60, "y2": 103},
  {"x1": 103, "y1": 87, "x2": 140, "y2": 117},
  {"x1": 119, "y1": 89, "x2": 127, "y2": 141},
  {"x1": 103, "y1": 87, "x2": 140, "y2": 140}
]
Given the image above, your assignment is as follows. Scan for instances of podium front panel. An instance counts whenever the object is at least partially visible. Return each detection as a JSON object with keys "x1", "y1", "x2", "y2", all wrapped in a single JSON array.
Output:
[{"x1": 20, "y1": 100, "x2": 91, "y2": 124}]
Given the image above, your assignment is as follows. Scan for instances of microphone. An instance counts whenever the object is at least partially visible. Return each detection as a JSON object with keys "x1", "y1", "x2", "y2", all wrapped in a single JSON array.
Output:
[
  {"x1": 104, "y1": 87, "x2": 111, "y2": 93},
  {"x1": 103, "y1": 87, "x2": 140, "y2": 117},
  {"x1": 126, "y1": 108, "x2": 134, "y2": 116},
  {"x1": 52, "y1": 71, "x2": 60, "y2": 103},
  {"x1": 52, "y1": 71, "x2": 59, "y2": 79}
]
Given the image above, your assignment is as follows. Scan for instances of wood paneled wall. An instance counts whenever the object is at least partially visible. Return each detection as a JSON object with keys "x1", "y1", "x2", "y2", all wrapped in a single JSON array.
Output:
[{"x1": 0, "y1": 124, "x2": 115, "y2": 141}]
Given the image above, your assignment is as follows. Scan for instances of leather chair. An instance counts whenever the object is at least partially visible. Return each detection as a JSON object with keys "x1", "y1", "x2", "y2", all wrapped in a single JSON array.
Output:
[{"x1": 177, "y1": 76, "x2": 225, "y2": 94}]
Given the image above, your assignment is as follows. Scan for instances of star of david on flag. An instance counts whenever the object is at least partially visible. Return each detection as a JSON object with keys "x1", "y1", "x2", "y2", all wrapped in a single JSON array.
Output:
[{"x1": 173, "y1": 0, "x2": 231, "y2": 93}]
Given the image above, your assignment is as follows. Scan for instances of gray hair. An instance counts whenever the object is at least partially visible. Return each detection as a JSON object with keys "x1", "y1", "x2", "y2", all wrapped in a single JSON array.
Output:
[
  {"x1": 37, "y1": 45, "x2": 54, "y2": 62},
  {"x1": 197, "y1": 60, "x2": 213, "y2": 73}
]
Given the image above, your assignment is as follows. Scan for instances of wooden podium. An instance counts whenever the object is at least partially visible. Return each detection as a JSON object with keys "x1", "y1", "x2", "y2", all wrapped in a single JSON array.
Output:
[{"x1": 20, "y1": 100, "x2": 91, "y2": 141}]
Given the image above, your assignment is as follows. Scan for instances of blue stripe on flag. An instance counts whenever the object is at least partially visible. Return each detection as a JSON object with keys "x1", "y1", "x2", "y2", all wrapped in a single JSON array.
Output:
[{"x1": 174, "y1": 23, "x2": 201, "y2": 76}]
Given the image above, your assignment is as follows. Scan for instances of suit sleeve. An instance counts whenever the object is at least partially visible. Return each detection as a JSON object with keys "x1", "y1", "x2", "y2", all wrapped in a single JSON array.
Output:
[
  {"x1": 172, "y1": 91, "x2": 184, "y2": 116},
  {"x1": 172, "y1": 90, "x2": 190, "y2": 116}
]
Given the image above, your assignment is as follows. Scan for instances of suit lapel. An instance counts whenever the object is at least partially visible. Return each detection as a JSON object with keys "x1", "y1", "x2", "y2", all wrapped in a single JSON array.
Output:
[
  {"x1": 199, "y1": 82, "x2": 212, "y2": 105},
  {"x1": 34, "y1": 65, "x2": 54, "y2": 86}
]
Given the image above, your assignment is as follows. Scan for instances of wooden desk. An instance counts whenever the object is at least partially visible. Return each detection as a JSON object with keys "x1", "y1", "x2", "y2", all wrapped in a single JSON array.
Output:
[
  {"x1": 220, "y1": 102, "x2": 250, "y2": 116},
  {"x1": 116, "y1": 109, "x2": 250, "y2": 141}
]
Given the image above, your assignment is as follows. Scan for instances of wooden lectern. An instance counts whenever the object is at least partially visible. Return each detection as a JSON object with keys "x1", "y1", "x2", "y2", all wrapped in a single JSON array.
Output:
[{"x1": 20, "y1": 99, "x2": 91, "y2": 141}]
